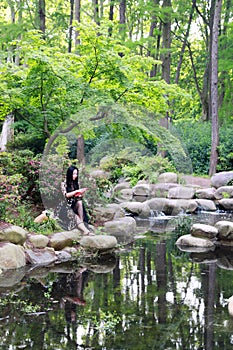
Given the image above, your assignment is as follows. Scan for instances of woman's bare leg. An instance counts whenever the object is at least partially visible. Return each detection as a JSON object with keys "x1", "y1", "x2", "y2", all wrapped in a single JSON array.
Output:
[
  {"x1": 74, "y1": 201, "x2": 94, "y2": 235},
  {"x1": 75, "y1": 201, "x2": 84, "y2": 225}
]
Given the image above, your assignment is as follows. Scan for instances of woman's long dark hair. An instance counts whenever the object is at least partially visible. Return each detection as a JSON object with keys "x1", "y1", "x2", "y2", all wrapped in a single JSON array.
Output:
[{"x1": 66, "y1": 165, "x2": 79, "y2": 191}]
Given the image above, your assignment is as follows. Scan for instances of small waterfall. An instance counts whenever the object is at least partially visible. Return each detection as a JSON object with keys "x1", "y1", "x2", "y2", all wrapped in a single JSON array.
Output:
[{"x1": 0, "y1": 114, "x2": 14, "y2": 152}]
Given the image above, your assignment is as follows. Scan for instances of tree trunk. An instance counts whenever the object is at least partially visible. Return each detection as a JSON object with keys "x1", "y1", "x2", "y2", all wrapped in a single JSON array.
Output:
[
  {"x1": 148, "y1": 0, "x2": 160, "y2": 77},
  {"x1": 157, "y1": 0, "x2": 171, "y2": 157},
  {"x1": 93, "y1": 0, "x2": 100, "y2": 25},
  {"x1": 68, "y1": 0, "x2": 74, "y2": 53},
  {"x1": 38, "y1": 0, "x2": 46, "y2": 35},
  {"x1": 175, "y1": 0, "x2": 196, "y2": 84},
  {"x1": 209, "y1": 0, "x2": 222, "y2": 176},
  {"x1": 77, "y1": 134, "x2": 85, "y2": 166},
  {"x1": 0, "y1": 114, "x2": 14, "y2": 152},
  {"x1": 74, "y1": 0, "x2": 81, "y2": 48},
  {"x1": 108, "y1": 0, "x2": 114, "y2": 36},
  {"x1": 161, "y1": 0, "x2": 171, "y2": 84},
  {"x1": 218, "y1": 0, "x2": 231, "y2": 107},
  {"x1": 119, "y1": 0, "x2": 126, "y2": 40}
]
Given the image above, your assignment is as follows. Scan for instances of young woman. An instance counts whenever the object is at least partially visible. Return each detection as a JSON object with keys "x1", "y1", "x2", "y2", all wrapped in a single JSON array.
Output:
[{"x1": 65, "y1": 165, "x2": 94, "y2": 236}]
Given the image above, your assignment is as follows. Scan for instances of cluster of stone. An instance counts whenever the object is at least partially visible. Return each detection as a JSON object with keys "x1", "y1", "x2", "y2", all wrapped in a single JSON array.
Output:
[
  {"x1": 0, "y1": 225, "x2": 117, "y2": 271},
  {"x1": 176, "y1": 221, "x2": 233, "y2": 249},
  {"x1": 93, "y1": 170, "x2": 233, "y2": 219}
]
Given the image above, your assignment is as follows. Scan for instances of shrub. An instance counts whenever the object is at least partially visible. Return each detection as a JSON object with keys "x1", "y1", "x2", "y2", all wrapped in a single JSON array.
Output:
[
  {"x1": 173, "y1": 121, "x2": 233, "y2": 175},
  {"x1": 0, "y1": 150, "x2": 41, "y2": 203}
]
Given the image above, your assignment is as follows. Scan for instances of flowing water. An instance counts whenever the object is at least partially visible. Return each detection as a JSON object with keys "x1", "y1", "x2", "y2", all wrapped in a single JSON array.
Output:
[{"x1": 1, "y1": 212, "x2": 233, "y2": 350}]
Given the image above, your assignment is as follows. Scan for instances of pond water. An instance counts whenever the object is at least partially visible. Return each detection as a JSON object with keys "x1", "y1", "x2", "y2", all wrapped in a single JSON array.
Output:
[{"x1": 1, "y1": 212, "x2": 233, "y2": 350}]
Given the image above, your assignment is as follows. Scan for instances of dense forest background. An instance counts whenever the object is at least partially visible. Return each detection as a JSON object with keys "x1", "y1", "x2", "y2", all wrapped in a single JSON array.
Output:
[{"x1": 0, "y1": 0, "x2": 232, "y2": 226}]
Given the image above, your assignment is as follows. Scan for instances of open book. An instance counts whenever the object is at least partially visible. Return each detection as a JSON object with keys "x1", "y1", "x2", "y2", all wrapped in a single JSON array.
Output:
[{"x1": 74, "y1": 187, "x2": 88, "y2": 197}]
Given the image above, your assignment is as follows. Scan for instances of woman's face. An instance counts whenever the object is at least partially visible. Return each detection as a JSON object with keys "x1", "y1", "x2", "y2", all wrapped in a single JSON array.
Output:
[{"x1": 72, "y1": 169, "x2": 78, "y2": 181}]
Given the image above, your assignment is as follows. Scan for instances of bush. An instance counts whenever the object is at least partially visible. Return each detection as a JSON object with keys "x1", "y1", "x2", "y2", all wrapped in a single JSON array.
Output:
[
  {"x1": 0, "y1": 173, "x2": 25, "y2": 222},
  {"x1": 173, "y1": 121, "x2": 233, "y2": 175},
  {"x1": 0, "y1": 150, "x2": 41, "y2": 203},
  {"x1": 99, "y1": 148, "x2": 175, "y2": 186}
]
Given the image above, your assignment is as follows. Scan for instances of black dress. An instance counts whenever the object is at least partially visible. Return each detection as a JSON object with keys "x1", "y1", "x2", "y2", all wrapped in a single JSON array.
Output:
[{"x1": 66, "y1": 183, "x2": 89, "y2": 224}]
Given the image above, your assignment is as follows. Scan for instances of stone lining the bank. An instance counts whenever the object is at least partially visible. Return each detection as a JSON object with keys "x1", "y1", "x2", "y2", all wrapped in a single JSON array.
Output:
[
  {"x1": 176, "y1": 221, "x2": 233, "y2": 249},
  {"x1": 0, "y1": 225, "x2": 118, "y2": 271}
]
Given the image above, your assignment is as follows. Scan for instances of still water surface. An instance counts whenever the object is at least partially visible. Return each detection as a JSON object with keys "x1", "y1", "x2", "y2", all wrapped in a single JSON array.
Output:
[{"x1": 1, "y1": 213, "x2": 233, "y2": 349}]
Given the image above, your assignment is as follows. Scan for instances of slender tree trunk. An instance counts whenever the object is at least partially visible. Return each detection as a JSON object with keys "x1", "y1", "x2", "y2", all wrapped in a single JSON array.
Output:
[
  {"x1": 218, "y1": 0, "x2": 231, "y2": 106},
  {"x1": 148, "y1": 0, "x2": 161, "y2": 77},
  {"x1": 74, "y1": 0, "x2": 81, "y2": 48},
  {"x1": 157, "y1": 0, "x2": 171, "y2": 157},
  {"x1": 119, "y1": 0, "x2": 126, "y2": 40},
  {"x1": 108, "y1": 0, "x2": 114, "y2": 36},
  {"x1": 77, "y1": 135, "x2": 85, "y2": 166},
  {"x1": 38, "y1": 0, "x2": 46, "y2": 36},
  {"x1": 93, "y1": 0, "x2": 100, "y2": 25},
  {"x1": 161, "y1": 0, "x2": 171, "y2": 84},
  {"x1": 0, "y1": 114, "x2": 14, "y2": 152},
  {"x1": 175, "y1": 0, "x2": 196, "y2": 84},
  {"x1": 209, "y1": 0, "x2": 222, "y2": 176},
  {"x1": 68, "y1": 0, "x2": 74, "y2": 53}
]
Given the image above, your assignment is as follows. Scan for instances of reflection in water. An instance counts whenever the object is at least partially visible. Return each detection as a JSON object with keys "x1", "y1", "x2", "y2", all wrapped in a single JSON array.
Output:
[{"x1": 1, "y1": 234, "x2": 233, "y2": 349}]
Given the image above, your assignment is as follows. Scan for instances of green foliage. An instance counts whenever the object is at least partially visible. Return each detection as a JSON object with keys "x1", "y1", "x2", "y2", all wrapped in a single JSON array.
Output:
[
  {"x1": 174, "y1": 121, "x2": 233, "y2": 175},
  {"x1": 0, "y1": 150, "x2": 41, "y2": 203},
  {"x1": 173, "y1": 121, "x2": 211, "y2": 175},
  {"x1": 173, "y1": 216, "x2": 193, "y2": 238},
  {"x1": 0, "y1": 173, "x2": 23, "y2": 220},
  {"x1": 98, "y1": 148, "x2": 175, "y2": 186}
]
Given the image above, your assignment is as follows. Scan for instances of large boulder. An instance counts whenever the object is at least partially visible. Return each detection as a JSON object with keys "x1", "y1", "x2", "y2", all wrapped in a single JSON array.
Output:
[
  {"x1": 0, "y1": 225, "x2": 28, "y2": 245},
  {"x1": 27, "y1": 233, "x2": 49, "y2": 248},
  {"x1": 93, "y1": 203, "x2": 125, "y2": 222},
  {"x1": 176, "y1": 234, "x2": 215, "y2": 248},
  {"x1": 114, "y1": 188, "x2": 133, "y2": 202},
  {"x1": 191, "y1": 223, "x2": 218, "y2": 239},
  {"x1": 146, "y1": 198, "x2": 197, "y2": 215},
  {"x1": 195, "y1": 199, "x2": 217, "y2": 211},
  {"x1": 104, "y1": 217, "x2": 136, "y2": 243},
  {"x1": 49, "y1": 230, "x2": 81, "y2": 250},
  {"x1": 164, "y1": 199, "x2": 197, "y2": 215},
  {"x1": 113, "y1": 182, "x2": 131, "y2": 192},
  {"x1": 151, "y1": 183, "x2": 179, "y2": 198},
  {"x1": 215, "y1": 221, "x2": 233, "y2": 241},
  {"x1": 195, "y1": 187, "x2": 216, "y2": 199},
  {"x1": 157, "y1": 172, "x2": 178, "y2": 183},
  {"x1": 132, "y1": 183, "x2": 152, "y2": 196},
  {"x1": 80, "y1": 235, "x2": 117, "y2": 251},
  {"x1": 168, "y1": 186, "x2": 195, "y2": 199},
  {"x1": 0, "y1": 242, "x2": 26, "y2": 270},
  {"x1": 211, "y1": 171, "x2": 233, "y2": 188},
  {"x1": 120, "y1": 201, "x2": 151, "y2": 218},
  {"x1": 214, "y1": 186, "x2": 233, "y2": 200},
  {"x1": 89, "y1": 169, "x2": 110, "y2": 179},
  {"x1": 25, "y1": 248, "x2": 58, "y2": 265},
  {"x1": 219, "y1": 198, "x2": 233, "y2": 211},
  {"x1": 181, "y1": 175, "x2": 211, "y2": 187}
]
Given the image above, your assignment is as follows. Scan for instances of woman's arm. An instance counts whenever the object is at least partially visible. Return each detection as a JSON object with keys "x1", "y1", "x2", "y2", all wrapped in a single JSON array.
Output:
[{"x1": 65, "y1": 189, "x2": 81, "y2": 198}]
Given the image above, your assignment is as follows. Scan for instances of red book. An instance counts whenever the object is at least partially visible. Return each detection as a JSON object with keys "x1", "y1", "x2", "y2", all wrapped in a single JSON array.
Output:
[{"x1": 74, "y1": 188, "x2": 88, "y2": 197}]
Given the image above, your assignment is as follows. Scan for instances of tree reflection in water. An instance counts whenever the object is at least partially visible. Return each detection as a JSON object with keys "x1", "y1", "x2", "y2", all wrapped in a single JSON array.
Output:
[{"x1": 1, "y1": 236, "x2": 233, "y2": 349}]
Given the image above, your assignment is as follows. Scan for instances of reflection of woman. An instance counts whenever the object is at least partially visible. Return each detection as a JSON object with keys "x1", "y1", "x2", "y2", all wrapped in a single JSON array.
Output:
[
  {"x1": 65, "y1": 165, "x2": 94, "y2": 236},
  {"x1": 63, "y1": 268, "x2": 89, "y2": 325}
]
